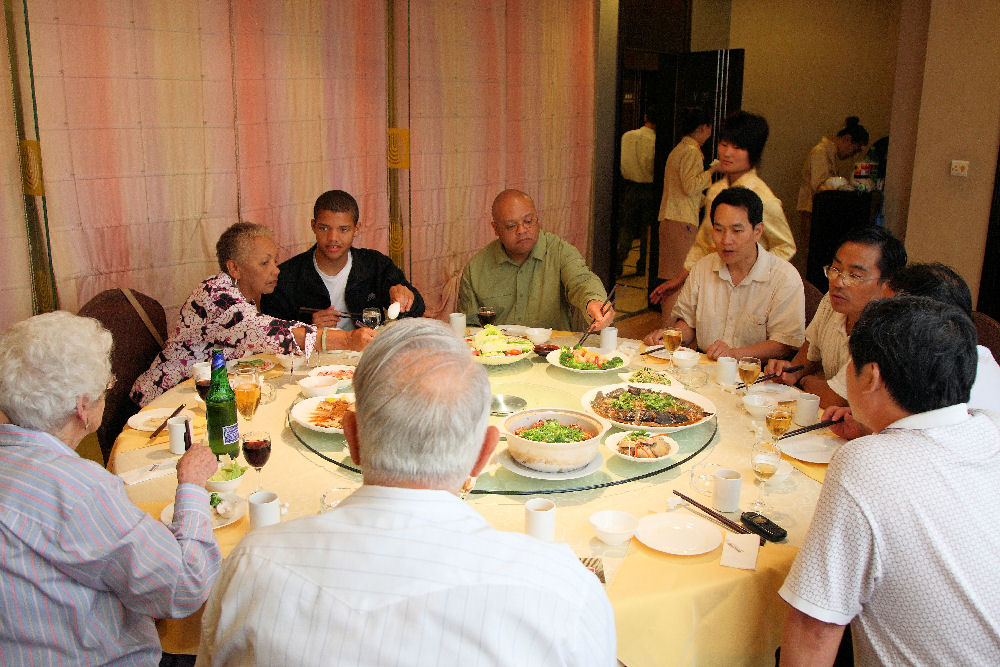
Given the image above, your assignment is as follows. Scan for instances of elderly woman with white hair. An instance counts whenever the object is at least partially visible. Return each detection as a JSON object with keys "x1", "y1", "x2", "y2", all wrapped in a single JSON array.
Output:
[
  {"x1": 132, "y1": 222, "x2": 375, "y2": 405},
  {"x1": 0, "y1": 311, "x2": 221, "y2": 664}
]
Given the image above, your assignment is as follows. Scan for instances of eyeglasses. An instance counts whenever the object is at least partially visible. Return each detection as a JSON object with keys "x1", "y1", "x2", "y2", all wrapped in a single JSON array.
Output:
[
  {"x1": 823, "y1": 264, "x2": 877, "y2": 288},
  {"x1": 499, "y1": 215, "x2": 538, "y2": 233}
]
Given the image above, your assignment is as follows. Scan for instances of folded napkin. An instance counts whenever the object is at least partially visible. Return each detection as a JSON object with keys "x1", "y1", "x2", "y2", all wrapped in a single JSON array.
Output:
[
  {"x1": 720, "y1": 532, "x2": 761, "y2": 570},
  {"x1": 118, "y1": 458, "x2": 177, "y2": 485},
  {"x1": 782, "y1": 454, "x2": 827, "y2": 483}
]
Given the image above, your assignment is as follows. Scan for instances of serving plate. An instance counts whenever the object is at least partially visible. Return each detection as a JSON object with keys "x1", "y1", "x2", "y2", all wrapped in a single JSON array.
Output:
[
  {"x1": 127, "y1": 407, "x2": 197, "y2": 432},
  {"x1": 780, "y1": 431, "x2": 846, "y2": 464},
  {"x1": 747, "y1": 382, "x2": 800, "y2": 402},
  {"x1": 635, "y1": 513, "x2": 722, "y2": 555},
  {"x1": 580, "y1": 383, "x2": 716, "y2": 433},
  {"x1": 496, "y1": 450, "x2": 604, "y2": 480},
  {"x1": 226, "y1": 356, "x2": 276, "y2": 373},
  {"x1": 290, "y1": 395, "x2": 355, "y2": 434},
  {"x1": 604, "y1": 430, "x2": 679, "y2": 462},
  {"x1": 160, "y1": 492, "x2": 247, "y2": 530},
  {"x1": 545, "y1": 348, "x2": 631, "y2": 374},
  {"x1": 308, "y1": 364, "x2": 356, "y2": 380}
]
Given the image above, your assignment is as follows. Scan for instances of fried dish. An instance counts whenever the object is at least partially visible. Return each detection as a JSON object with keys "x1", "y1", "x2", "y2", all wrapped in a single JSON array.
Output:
[{"x1": 308, "y1": 397, "x2": 352, "y2": 429}]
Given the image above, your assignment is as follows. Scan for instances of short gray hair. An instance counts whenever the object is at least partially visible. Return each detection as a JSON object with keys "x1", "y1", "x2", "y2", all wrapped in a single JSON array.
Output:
[
  {"x1": 0, "y1": 311, "x2": 113, "y2": 433},
  {"x1": 352, "y1": 318, "x2": 491, "y2": 489},
  {"x1": 216, "y1": 222, "x2": 273, "y2": 274}
]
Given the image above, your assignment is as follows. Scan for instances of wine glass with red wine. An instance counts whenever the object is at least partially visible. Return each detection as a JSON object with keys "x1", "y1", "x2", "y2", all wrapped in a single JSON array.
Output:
[
  {"x1": 478, "y1": 306, "x2": 497, "y2": 327},
  {"x1": 241, "y1": 431, "x2": 271, "y2": 491}
]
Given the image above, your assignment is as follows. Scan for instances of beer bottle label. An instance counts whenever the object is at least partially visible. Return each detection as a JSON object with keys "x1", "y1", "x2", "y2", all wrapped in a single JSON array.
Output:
[{"x1": 222, "y1": 423, "x2": 239, "y2": 446}]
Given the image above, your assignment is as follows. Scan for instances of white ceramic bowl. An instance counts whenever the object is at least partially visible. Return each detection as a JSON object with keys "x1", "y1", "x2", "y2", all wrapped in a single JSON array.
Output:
[
  {"x1": 742, "y1": 393, "x2": 777, "y2": 418},
  {"x1": 589, "y1": 510, "x2": 638, "y2": 545},
  {"x1": 671, "y1": 347, "x2": 700, "y2": 369},
  {"x1": 503, "y1": 408, "x2": 606, "y2": 473},
  {"x1": 297, "y1": 375, "x2": 346, "y2": 398},
  {"x1": 523, "y1": 327, "x2": 553, "y2": 345},
  {"x1": 275, "y1": 353, "x2": 308, "y2": 372},
  {"x1": 206, "y1": 468, "x2": 247, "y2": 494}
]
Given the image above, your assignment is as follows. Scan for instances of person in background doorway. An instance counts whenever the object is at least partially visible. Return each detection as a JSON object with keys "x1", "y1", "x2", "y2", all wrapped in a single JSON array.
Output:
[{"x1": 616, "y1": 106, "x2": 657, "y2": 277}]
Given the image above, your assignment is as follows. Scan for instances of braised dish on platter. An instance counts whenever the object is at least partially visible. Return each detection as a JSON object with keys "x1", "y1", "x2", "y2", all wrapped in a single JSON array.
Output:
[{"x1": 583, "y1": 383, "x2": 715, "y2": 432}]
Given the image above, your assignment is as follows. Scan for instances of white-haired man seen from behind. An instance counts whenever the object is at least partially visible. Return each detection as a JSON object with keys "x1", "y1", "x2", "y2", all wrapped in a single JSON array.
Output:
[{"x1": 198, "y1": 318, "x2": 617, "y2": 666}]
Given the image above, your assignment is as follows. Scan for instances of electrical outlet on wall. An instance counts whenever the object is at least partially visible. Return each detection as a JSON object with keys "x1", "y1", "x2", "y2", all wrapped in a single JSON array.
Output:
[{"x1": 950, "y1": 160, "x2": 970, "y2": 177}]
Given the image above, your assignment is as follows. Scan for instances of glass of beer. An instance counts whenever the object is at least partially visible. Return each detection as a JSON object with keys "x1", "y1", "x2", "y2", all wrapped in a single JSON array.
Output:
[
  {"x1": 663, "y1": 328, "x2": 682, "y2": 354},
  {"x1": 738, "y1": 357, "x2": 761, "y2": 393},
  {"x1": 766, "y1": 406, "x2": 792, "y2": 440},
  {"x1": 750, "y1": 438, "x2": 782, "y2": 511},
  {"x1": 233, "y1": 370, "x2": 262, "y2": 427}
]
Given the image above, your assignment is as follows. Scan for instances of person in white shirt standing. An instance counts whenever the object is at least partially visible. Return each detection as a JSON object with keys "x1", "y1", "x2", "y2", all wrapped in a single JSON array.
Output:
[
  {"x1": 778, "y1": 296, "x2": 1000, "y2": 665},
  {"x1": 198, "y1": 318, "x2": 617, "y2": 666},
  {"x1": 617, "y1": 107, "x2": 657, "y2": 277}
]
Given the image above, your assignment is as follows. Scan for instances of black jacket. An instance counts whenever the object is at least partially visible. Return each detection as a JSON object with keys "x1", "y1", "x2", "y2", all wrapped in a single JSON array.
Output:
[{"x1": 260, "y1": 245, "x2": 425, "y2": 322}]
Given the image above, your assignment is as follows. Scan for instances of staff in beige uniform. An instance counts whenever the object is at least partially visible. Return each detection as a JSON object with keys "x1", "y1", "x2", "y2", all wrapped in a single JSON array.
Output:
[{"x1": 653, "y1": 106, "x2": 722, "y2": 323}]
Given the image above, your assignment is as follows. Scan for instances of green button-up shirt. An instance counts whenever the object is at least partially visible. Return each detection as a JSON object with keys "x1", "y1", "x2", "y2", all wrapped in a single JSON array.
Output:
[{"x1": 458, "y1": 231, "x2": 607, "y2": 331}]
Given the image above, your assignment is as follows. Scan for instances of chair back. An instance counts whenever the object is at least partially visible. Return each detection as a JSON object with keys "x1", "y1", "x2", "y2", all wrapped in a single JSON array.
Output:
[
  {"x1": 804, "y1": 280, "x2": 824, "y2": 326},
  {"x1": 972, "y1": 311, "x2": 1000, "y2": 362},
  {"x1": 78, "y1": 289, "x2": 167, "y2": 464}
]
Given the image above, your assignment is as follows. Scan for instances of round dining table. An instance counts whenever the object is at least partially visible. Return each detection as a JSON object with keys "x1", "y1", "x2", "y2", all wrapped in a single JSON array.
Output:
[{"x1": 110, "y1": 333, "x2": 834, "y2": 666}]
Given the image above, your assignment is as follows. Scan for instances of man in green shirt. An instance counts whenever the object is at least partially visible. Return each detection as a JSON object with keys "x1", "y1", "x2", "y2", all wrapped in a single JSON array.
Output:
[{"x1": 459, "y1": 189, "x2": 615, "y2": 331}]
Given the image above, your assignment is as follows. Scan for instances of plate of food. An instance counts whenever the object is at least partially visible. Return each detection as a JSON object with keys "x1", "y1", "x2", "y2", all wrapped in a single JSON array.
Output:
[
  {"x1": 581, "y1": 383, "x2": 716, "y2": 433},
  {"x1": 127, "y1": 407, "x2": 198, "y2": 432},
  {"x1": 290, "y1": 395, "x2": 355, "y2": 434},
  {"x1": 545, "y1": 347, "x2": 629, "y2": 373},
  {"x1": 618, "y1": 367, "x2": 674, "y2": 386},
  {"x1": 160, "y1": 491, "x2": 247, "y2": 530},
  {"x1": 635, "y1": 513, "x2": 722, "y2": 555},
  {"x1": 466, "y1": 325, "x2": 533, "y2": 365},
  {"x1": 605, "y1": 430, "x2": 679, "y2": 462},
  {"x1": 226, "y1": 356, "x2": 277, "y2": 374},
  {"x1": 779, "y1": 432, "x2": 846, "y2": 464},
  {"x1": 308, "y1": 364, "x2": 356, "y2": 381}
]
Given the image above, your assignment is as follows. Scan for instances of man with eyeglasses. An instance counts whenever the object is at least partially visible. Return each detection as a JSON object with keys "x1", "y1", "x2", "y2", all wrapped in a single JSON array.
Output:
[
  {"x1": 766, "y1": 226, "x2": 906, "y2": 406},
  {"x1": 458, "y1": 189, "x2": 615, "y2": 331}
]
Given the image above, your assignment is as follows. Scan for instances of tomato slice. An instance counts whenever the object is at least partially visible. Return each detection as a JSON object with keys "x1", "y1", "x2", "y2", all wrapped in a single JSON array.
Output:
[{"x1": 505, "y1": 349, "x2": 522, "y2": 356}]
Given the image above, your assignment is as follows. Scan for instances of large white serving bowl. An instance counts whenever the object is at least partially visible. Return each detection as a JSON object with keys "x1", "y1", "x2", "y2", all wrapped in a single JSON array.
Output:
[
  {"x1": 523, "y1": 327, "x2": 552, "y2": 345},
  {"x1": 503, "y1": 408, "x2": 607, "y2": 473}
]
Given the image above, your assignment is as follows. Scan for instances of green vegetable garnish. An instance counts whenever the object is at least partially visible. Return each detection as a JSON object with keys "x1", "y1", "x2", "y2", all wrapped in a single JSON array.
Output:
[
  {"x1": 209, "y1": 461, "x2": 247, "y2": 482},
  {"x1": 609, "y1": 391, "x2": 677, "y2": 412},
  {"x1": 209, "y1": 492, "x2": 222, "y2": 508},
  {"x1": 515, "y1": 419, "x2": 592, "y2": 443}
]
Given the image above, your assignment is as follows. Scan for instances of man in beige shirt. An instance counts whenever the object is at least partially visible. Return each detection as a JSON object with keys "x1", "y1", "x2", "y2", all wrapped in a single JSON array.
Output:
[
  {"x1": 644, "y1": 187, "x2": 804, "y2": 362},
  {"x1": 766, "y1": 226, "x2": 906, "y2": 406}
]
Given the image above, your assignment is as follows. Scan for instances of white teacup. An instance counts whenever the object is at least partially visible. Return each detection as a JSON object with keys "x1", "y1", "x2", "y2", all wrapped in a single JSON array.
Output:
[
  {"x1": 524, "y1": 498, "x2": 556, "y2": 541},
  {"x1": 248, "y1": 490, "x2": 286, "y2": 529}
]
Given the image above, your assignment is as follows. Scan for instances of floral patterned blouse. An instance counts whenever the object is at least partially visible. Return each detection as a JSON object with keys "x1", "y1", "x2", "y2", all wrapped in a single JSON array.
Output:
[{"x1": 131, "y1": 273, "x2": 316, "y2": 406}]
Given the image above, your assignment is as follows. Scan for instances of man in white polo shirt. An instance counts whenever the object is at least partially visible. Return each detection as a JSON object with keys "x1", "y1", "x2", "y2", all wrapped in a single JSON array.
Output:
[
  {"x1": 643, "y1": 186, "x2": 804, "y2": 362},
  {"x1": 778, "y1": 296, "x2": 1000, "y2": 665}
]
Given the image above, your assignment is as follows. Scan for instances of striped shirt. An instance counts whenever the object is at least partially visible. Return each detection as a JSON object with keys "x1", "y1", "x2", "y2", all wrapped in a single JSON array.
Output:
[
  {"x1": 198, "y1": 485, "x2": 617, "y2": 666},
  {"x1": 0, "y1": 425, "x2": 221, "y2": 665}
]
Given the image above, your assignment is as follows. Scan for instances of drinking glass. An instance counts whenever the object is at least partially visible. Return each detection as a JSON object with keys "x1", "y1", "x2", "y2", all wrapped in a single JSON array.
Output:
[
  {"x1": 477, "y1": 306, "x2": 497, "y2": 327},
  {"x1": 750, "y1": 439, "x2": 782, "y2": 512},
  {"x1": 738, "y1": 356, "x2": 761, "y2": 394},
  {"x1": 765, "y1": 406, "x2": 793, "y2": 440},
  {"x1": 361, "y1": 307, "x2": 382, "y2": 329},
  {"x1": 233, "y1": 370, "x2": 261, "y2": 427},
  {"x1": 241, "y1": 431, "x2": 271, "y2": 491}
]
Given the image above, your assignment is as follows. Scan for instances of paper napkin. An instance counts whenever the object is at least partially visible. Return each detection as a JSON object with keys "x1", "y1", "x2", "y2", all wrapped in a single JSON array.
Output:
[
  {"x1": 719, "y1": 532, "x2": 760, "y2": 570},
  {"x1": 118, "y1": 458, "x2": 177, "y2": 486}
]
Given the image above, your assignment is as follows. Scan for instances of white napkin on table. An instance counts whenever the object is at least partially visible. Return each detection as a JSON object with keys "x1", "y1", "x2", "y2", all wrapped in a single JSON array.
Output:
[
  {"x1": 720, "y1": 532, "x2": 760, "y2": 570},
  {"x1": 117, "y1": 458, "x2": 177, "y2": 486}
]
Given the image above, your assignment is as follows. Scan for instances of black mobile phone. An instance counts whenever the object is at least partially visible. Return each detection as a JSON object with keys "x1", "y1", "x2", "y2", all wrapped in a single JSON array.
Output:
[{"x1": 740, "y1": 511, "x2": 787, "y2": 542}]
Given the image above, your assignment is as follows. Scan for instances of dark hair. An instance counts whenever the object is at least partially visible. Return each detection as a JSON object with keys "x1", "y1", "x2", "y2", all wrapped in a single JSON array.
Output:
[
  {"x1": 678, "y1": 106, "x2": 713, "y2": 137},
  {"x1": 314, "y1": 190, "x2": 359, "y2": 224},
  {"x1": 836, "y1": 226, "x2": 907, "y2": 281},
  {"x1": 710, "y1": 186, "x2": 763, "y2": 227},
  {"x1": 718, "y1": 111, "x2": 769, "y2": 167},
  {"x1": 643, "y1": 104, "x2": 658, "y2": 126},
  {"x1": 888, "y1": 263, "x2": 973, "y2": 317},
  {"x1": 836, "y1": 116, "x2": 869, "y2": 146},
  {"x1": 216, "y1": 222, "x2": 272, "y2": 274},
  {"x1": 849, "y1": 296, "x2": 976, "y2": 413}
]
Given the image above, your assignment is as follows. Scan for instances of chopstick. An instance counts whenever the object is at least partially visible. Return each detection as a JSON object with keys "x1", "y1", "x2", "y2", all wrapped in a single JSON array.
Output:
[
  {"x1": 778, "y1": 417, "x2": 843, "y2": 440},
  {"x1": 148, "y1": 404, "x2": 185, "y2": 440},
  {"x1": 576, "y1": 284, "x2": 619, "y2": 348},
  {"x1": 300, "y1": 307, "x2": 363, "y2": 318},
  {"x1": 673, "y1": 490, "x2": 765, "y2": 546},
  {"x1": 641, "y1": 345, "x2": 665, "y2": 356},
  {"x1": 736, "y1": 365, "x2": 804, "y2": 389}
]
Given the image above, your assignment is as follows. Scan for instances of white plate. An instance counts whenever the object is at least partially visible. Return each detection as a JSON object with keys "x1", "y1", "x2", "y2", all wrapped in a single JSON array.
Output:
[
  {"x1": 226, "y1": 356, "x2": 277, "y2": 373},
  {"x1": 747, "y1": 382, "x2": 800, "y2": 402},
  {"x1": 545, "y1": 348, "x2": 631, "y2": 374},
  {"x1": 617, "y1": 370, "x2": 674, "y2": 386},
  {"x1": 580, "y1": 383, "x2": 716, "y2": 433},
  {"x1": 644, "y1": 347, "x2": 673, "y2": 361},
  {"x1": 604, "y1": 431, "x2": 679, "y2": 462},
  {"x1": 290, "y1": 395, "x2": 355, "y2": 434},
  {"x1": 127, "y1": 407, "x2": 197, "y2": 432},
  {"x1": 497, "y1": 450, "x2": 604, "y2": 480},
  {"x1": 474, "y1": 350, "x2": 532, "y2": 366},
  {"x1": 780, "y1": 432, "x2": 846, "y2": 464},
  {"x1": 497, "y1": 324, "x2": 527, "y2": 336},
  {"x1": 308, "y1": 364, "x2": 356, "y2": 380},
  {"x1": 635, "y1": 513, "x2": 723, "y2": 555},
  {"x1": 160, "y1": 492, "x2": 247, "y2": 530}
]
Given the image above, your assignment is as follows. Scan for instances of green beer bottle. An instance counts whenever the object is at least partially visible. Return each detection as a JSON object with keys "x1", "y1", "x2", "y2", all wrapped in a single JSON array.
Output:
[{"x1": 205, "y1": 348, "x2": 239, "y2": 460}]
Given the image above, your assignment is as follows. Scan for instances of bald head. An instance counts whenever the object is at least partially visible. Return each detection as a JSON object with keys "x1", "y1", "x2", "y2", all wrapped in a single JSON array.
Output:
[{"x1": 490, "y1": 189, "x2": 540, "y2": 264}]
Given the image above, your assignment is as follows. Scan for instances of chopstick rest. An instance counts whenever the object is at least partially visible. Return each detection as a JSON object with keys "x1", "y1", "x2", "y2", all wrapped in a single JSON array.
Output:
[{"x1": 720, "y1": 533, "x2": 760, "y2": 570}]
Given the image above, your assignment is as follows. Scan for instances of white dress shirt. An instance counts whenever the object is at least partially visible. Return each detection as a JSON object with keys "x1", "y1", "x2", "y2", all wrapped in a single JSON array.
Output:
[
  {"x1": 620, "y1": 125, "x2": 655, "y2": 183},
  {"x1": 198, "y1": 485, "x2": 617, "y2": 666}
]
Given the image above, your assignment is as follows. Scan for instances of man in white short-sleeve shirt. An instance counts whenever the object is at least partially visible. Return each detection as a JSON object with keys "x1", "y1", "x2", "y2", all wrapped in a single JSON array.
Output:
[
  {"x1": 644, "y1": 186, "x2": 804, "y2": 362},
  {"x1": 779, "y1": 297, "x2": 1000, "y2": 665},
  {"x1": 767, "y1": 226, "x2": 906, "y2": 407},
  {"x1": 198, "y1": 319, "x2": 617, "y2": 666}
]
